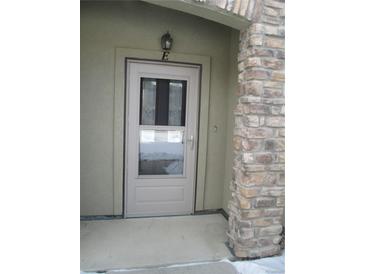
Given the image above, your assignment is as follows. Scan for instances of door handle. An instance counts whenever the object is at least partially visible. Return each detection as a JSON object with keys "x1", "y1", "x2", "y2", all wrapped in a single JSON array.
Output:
[{"x1": 186, "y1": 135, "x2": 194, "y2": 150}]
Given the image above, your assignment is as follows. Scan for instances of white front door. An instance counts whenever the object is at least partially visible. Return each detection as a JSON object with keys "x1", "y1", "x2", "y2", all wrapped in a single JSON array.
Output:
[{"x1": 125, "y1": 60, "x2": 200, "y2": 217}]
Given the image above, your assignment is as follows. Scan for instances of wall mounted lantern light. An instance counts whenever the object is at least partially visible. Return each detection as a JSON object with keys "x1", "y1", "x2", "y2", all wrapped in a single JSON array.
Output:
[{"x1": 161, "y1": 32, "x2": 173, "y2": 61}]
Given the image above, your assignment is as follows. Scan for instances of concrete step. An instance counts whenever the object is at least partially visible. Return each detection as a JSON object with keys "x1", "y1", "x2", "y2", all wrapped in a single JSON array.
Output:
[{"x1": 106, "y1": 261, "x2": 237, "y2": 274}]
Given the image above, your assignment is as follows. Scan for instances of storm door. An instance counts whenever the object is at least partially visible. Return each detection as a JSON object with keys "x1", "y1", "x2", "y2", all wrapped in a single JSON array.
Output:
[{"x1": 125, "y1": 60, "x2": 200, "y2": 217}]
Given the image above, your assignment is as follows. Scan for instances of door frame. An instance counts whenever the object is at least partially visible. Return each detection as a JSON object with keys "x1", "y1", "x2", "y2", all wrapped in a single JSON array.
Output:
[{"x1": 113, "y1": 48, "x2": 211, "y2": 216}]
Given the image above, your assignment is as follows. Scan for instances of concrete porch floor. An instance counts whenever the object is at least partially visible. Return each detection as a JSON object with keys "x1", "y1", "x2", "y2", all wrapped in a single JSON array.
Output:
[{"x1": 80, "y1": 214, "x2": 233, "y2": 272}]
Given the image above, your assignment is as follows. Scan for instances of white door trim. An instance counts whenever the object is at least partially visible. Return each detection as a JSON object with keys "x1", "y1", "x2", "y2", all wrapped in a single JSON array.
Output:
[{"x1": 113, "y1": 48, "x2": 211, "y2": 215}]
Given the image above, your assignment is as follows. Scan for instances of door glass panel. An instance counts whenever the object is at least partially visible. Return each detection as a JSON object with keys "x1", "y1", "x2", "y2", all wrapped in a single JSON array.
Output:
[
  {"x1": 140, "y1": 79, "x2": 156, "y2": 125},
  {"x1": 139, "y1": 129, "x2": 184, "y2": 175},
  {"x1": 168, "y1": 81, "x2": 184, "y2": 126},
  {"x1": 140, "y1": 78, "x2": 186, "y2": 126}
]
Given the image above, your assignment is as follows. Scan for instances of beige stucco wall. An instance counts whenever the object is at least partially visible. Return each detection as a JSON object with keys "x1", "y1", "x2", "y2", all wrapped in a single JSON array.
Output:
[
  {"x1": 81, "y1": 0, "x2": 238, "y2": 215},
  {"x1": 222, "y1": 30, "x2": 239, "y2": 213}
]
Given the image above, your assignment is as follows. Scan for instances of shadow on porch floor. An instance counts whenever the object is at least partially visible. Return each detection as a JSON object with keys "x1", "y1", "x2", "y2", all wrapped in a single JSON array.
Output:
[{"x1": 80, "y1": 214, "x2": 233, "y2": 272}]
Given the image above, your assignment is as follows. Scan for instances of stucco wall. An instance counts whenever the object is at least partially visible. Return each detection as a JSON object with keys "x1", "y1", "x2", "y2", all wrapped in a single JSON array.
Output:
[
  {"x1": 222, "y1": 30, "x2": 239, "y2": 213},
  {"x1": 81, "y1": 1, "x2": 239, "y2": 215}
]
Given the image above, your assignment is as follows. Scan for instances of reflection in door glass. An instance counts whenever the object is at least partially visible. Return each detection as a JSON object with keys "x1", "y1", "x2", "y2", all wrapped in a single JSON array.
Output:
[{"x1": 139, "y1": 130, "x2": 184, "y2": 175}]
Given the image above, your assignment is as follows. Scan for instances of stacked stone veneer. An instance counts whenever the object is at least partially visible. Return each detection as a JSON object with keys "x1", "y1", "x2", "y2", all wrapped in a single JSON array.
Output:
[
  {"x1": 226, "y1": 0, "x2": 285, "y2": 258},
  {"x1": 194, "y1": 0, "x2": 258, "y2": 18}
]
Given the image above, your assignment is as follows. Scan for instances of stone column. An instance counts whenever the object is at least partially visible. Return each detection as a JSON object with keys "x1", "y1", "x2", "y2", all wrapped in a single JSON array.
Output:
[{"x1": 227, "y1": 0, "x2": 285, "y2": 258}]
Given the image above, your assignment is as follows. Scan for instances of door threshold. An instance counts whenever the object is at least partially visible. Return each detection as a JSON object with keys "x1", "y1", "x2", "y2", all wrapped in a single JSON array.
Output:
[{"x1": 80, "y1": 208, "x2": 228, "y2": 221}]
